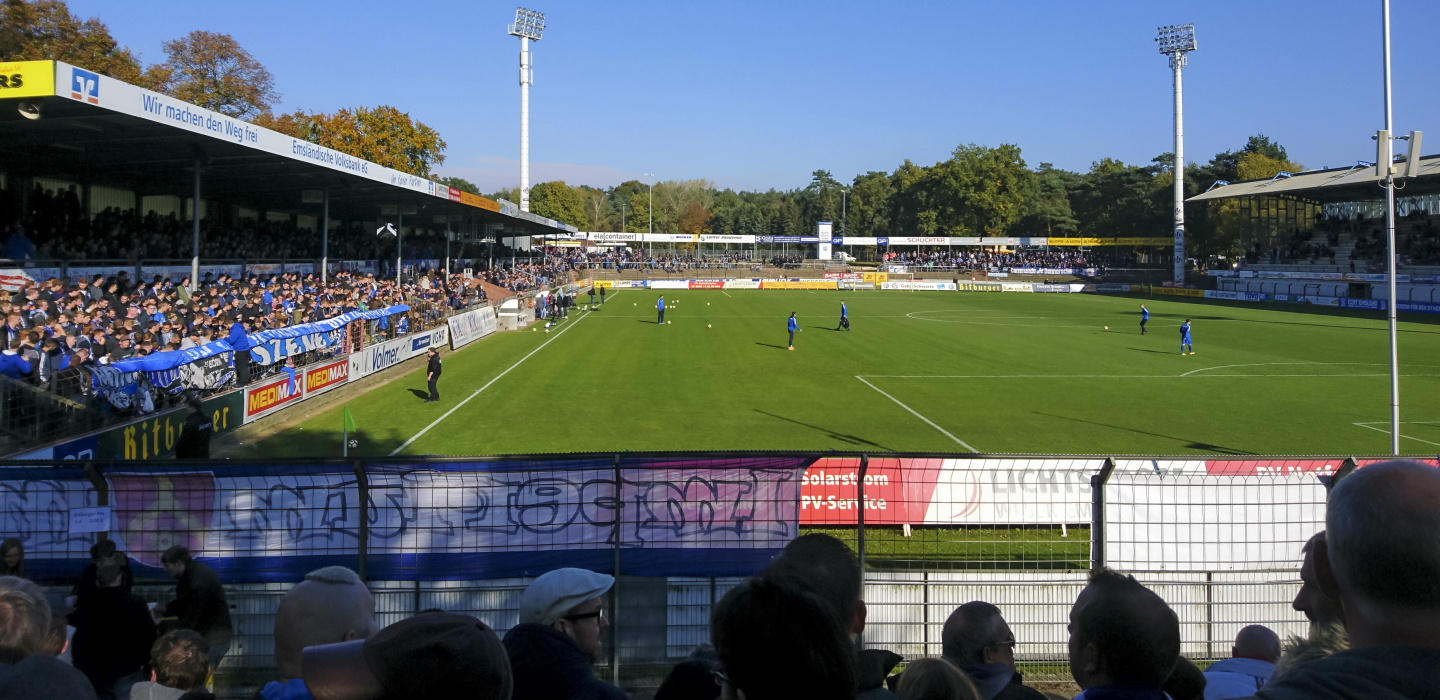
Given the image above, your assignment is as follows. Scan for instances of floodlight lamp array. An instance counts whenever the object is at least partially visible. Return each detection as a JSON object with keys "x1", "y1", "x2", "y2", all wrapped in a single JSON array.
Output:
[
  {"x1": 1155, "y1": 24, "x2": 1196, "y2": 55},
  {"x1": 508, "y1": 7, "x2": 546, "y2": 40}
]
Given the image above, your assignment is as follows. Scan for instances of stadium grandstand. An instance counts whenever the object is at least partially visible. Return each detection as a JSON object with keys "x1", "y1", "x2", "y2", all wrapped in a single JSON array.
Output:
[{"x1": 1188, "y1": 153, "x2": 1440, "y2": 302}]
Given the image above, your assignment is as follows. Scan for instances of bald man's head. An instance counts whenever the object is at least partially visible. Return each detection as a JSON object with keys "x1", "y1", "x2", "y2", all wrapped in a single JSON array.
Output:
[
  {"x1": 1232, "y1": 625, "x2": 1280, "y2": 663},
  {"x1": 1327, "y1": 460, "x2": 1440, "y2": 614},
  {"x1": 273, "y1": 567, "x2": 376, "y2": 681}
]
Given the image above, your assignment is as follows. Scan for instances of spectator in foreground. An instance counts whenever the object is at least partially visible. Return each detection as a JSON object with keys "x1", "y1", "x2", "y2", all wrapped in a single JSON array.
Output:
[
  {"x1": 654, "y1": 645, "x2": 720, "y2": 700},
  {"x1": 157, "y1": 547, "x2": 232, "y2": 667},
  {"x1": 939, "y1": 601, "x2": 1045, "y2": 700},
  {"x1": 502, "y1": 567, "x2": 624, "y2": 700},
  {"x1": 1255, "y1": 460, "x2": 1440, "y2": 699},
  {"x1": 895, "y1": 658, "x2": 980, "y2": 700},
  {"x1": 0, "y1": 575, "x2": 97, "y2": 699},
  {"x1": 128, "y1": 629, "x2": 211, "y2": 700},
  {"x1": 766, "y1": 533, "x2": 901, "y2": 699},
  {"x1": 260, "y1": 566, "x2": 376, "y2": 700},
  {"x1": 1202, "y1": 625, "x2": 1278, "y2": 699},
  {"x1": 1067, "y1": 568, "x2": 1180, "y2": 700},
  {"x1": 1162, "y1": 657, "x2": 1206, "y2": 700},
  {"x1": 71, "y1": 562, "x2": 157, "y2": 699},
  {"x1": 710, "y1": 573, "x2": 856, "y2": 700},
  {"x1": 302, "y1": 612, "x2": 510, "y2": 700},
  {"x1": 75, "y1": 539, "x2": 135, "y2": 608},
  {"x1": 0, "y1": 538, "x2": 23, "y2": 578},
  {"x1": 1271, "y1": 531, "x2": 1348, "y2": 682}
]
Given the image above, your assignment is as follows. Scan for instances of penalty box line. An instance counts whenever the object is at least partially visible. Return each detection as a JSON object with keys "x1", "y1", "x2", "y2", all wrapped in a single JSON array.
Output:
[
  {"x1": 854, "y1": 376, "x2": 978, "y2": 453},
  {"x1": 389, "y1": 292, "x2": 608, "y2": 456}
]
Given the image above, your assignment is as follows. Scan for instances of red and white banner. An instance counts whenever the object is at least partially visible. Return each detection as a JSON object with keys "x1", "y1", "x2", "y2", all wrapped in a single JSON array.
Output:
[
  {"x1": 244, "y1": 372, "x2": 303, "y2": 422},
  {"x1": 303, "y1": 358, "x2": 349, "y2": 398}
]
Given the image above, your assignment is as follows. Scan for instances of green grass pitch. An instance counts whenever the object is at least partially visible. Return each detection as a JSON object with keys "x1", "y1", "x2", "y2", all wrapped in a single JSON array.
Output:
[{"x1": 241, "y1": 289, "x2": 1440, "y2": 458}]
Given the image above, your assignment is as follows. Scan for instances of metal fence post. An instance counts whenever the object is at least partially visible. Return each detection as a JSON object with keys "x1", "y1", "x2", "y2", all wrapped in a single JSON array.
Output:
[
  {"x1": 1090, "y1": 457, "x2": 1115, "y2": 570},
  {"x1": 856, "y1": 453, "x2": 868, "y2": 651},
  {"x1": 611, "y1": 453, "x2": 622, "y2": 684},
  {"x1": 353, "y1": 460, "x2": 369, "y2": 581}
]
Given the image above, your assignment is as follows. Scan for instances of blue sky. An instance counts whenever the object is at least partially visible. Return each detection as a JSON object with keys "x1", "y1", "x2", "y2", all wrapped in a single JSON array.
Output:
[{"x1": 73, "y1": 0, "x2": 1439, "y2": 193}]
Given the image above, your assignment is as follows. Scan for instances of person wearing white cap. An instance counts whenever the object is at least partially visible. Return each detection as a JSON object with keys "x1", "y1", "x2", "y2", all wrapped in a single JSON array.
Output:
[{"x1": 502, "y1": 568, "x2": 625, "y2": 700}]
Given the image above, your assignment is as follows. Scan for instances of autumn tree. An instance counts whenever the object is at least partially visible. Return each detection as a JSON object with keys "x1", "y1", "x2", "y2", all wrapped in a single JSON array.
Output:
[
  {"x1": 150, "y1": 30, "x2": 278, "y2": 120},
  {"x1": 679, "y1": 202, "x2": 711, "y2": 236},
  {"x1": 302, "y1": 106, "x2": 446, "y2": 177},
  {"x1": 0, "y1": 0, "x2": 152, "y2": 85}
]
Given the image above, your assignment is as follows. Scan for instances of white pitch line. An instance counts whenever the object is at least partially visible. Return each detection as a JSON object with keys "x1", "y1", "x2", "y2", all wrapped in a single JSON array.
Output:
[
  {"x1": 855, "y1": 375, "x2": 978, "y2": 453},
  {"x1": 1352, "y1": 422, "x2": 1440, "y2": 447},
  {"x1": 388, "y1": 294, "x2": 604, "y2": 456}
]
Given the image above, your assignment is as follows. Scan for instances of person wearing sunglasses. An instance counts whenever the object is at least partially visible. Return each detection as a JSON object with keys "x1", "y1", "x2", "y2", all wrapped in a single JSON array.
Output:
[
  {"x1": 938, "y1": 602, "x2": 1044, "y2": 700},
  {"x1": 503, "y1": 567, "x2": 625, "y2": 700}
]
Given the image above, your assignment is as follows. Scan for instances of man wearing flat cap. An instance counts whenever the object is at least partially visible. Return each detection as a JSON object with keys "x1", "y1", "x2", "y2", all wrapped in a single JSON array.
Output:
[{"x1": 503, "y1": 567, "x2": 626, "y2": 700}]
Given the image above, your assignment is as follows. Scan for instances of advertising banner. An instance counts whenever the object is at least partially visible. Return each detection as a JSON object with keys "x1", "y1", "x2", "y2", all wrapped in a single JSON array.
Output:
[
  {"x1": 1398, "y1": 301, "x2": 1440, "y2": 314},
  {"x1": 724, "y1": 279, "x2": 762, "y2": 289},
  {"x1": 353, "y1": 327, "x2": 448, "y2": 378},
  {"x1": 688, "y1": 280, "x2": 727, "y2": 289},
  {"x1": 881, "y1": 281, "x2": 957, "y2": 291},
  {"x1": 447, "y1": 306, "x2": 498, "y2": 349},
  {"x1": 1002, "y1": 283, "x2": 1035, "y2": 292},
  {"x1": 94, "y1": 390, "x2": 243, "y2": 460},
  {"x1": 1151, "y1": 287, "x2": 1204, "y2": 298},
  {"x1": 0, "y1": 268, "x2": 66, "y2": 291},
  {"x1": 761, "y1": 280, "x2": 838, "y2": 290},
  {"x1": 957, "y1": 282, "x2": 1003, "y2": 292},
  {"x1": 887, "y1": 236, "x2": 952, "y2": 245},
  {"x1": 838, "y1": 281, "x2": 875, "y2": 289},
  {"x1": 649, "y1": 280, "x2": 689, "y2": 289},
  {"x1": 642, "y1": 233, "x2": 698, "y2": 242},
  {"x1": 841, "y1": 237, "x2": 878, "y2": 246},
  {"x1": 0, "y1": 60, "x2": 55, "y2": 98},
  {"x1": 1205, "y1": 290, "x2": 1268, "y2": 302},
  {"x1": 1095, "y1": 283, "x2": 1131, "y2": 292},
  {"x1": 606, "y1": 280, "x2": 647, "y2": 288},
  {"x1": 244, "y1": 371, "x2": 303, "y2": 423},
  {"x1": 699, "y1": 234, "x2": 755, "y2": 243},
  {"x1": 824, "y1": 272, "x2": 864, "y2": 280},
  {"x1": 303, "y1": 358, "x2": 350, "y2": 398},
  {"x1": 582, "y1": 232, "x2": 640, "y2": 243}
]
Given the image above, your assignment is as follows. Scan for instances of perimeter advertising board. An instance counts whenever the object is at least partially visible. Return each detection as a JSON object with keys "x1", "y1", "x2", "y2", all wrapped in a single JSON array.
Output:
[
  {"x1": 92, "y1": 390, "x2": 243, "y2": 460},
  {"x1": 447, "y1": 306, "x2": 498, "y2": 349},
  {"x1": 352, "y1": 327, "x2": 449, "y2": 378},
  {"x1": 303, "y1": 358, "x2": 350, "y2": 398},
  {"x1": 245, "y1": 372, "x2": 303, "y2": 423},
  {"x1": 0, "y1": 61, "x2": 55, "y2": 98}
]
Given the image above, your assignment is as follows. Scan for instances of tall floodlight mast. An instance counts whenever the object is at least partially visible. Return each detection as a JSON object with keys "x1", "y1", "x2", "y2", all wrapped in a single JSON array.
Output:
[
  {"x1": 508, "y1": 7, "x2": 546, "y2": 213},
  {"x1": 1156, "y1": 24, "x2": 1196, "y2": 285}
]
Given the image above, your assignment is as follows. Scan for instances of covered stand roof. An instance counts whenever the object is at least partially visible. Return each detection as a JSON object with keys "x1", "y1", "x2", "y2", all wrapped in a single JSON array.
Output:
[
  {"x1": 0, "y1": 60, "x2": 575, "y2": 236},
  {"x1": 1186, "y1": 153, "x2": 1440, "y2": 204}
]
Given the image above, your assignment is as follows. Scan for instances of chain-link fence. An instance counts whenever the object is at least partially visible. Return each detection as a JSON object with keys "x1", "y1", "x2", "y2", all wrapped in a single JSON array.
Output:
[{"x1": 5, "y1": 453, "x2": 1392, "y2": 698}]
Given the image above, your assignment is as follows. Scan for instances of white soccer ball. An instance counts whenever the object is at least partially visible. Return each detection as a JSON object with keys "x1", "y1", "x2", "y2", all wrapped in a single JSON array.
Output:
[
  {"x1": 348, "y1": 439, "x2": 358, "y2": 448},
  {"x1": 633, "y1": 303, "x2": 636, "y2": 306},
  {"x1": 708, "y1": 324, "x2": 712, "y2": 328},
  {"x1": 545, "y1": 328, "x2": 549, "y2": 333},
  {"x1": 707, "y1": 302, "x2": 710, "y2": 306},
  {"x1": 1104, "y1": 326, "x2": 1109, "y2": 330},
  {"x1": 667, "y1": 320, "x2": 671, "y2": 324}
]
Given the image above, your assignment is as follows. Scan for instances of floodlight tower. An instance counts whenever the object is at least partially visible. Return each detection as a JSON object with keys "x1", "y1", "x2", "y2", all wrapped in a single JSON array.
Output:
[
  {"x1": 1156, "y1": 23, "x2": 1196, "y2": 285},
  {"x1": 508, "y1": 7, "x2": 546, "y2": 213}
]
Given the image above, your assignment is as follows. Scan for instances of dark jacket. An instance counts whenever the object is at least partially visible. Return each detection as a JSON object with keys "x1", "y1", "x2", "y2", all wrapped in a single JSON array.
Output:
[
  {"x1": 73, "y1": 555, "x2": 135, "y2": 608},
  {"x1": 961, "y1": 663, "x2": 1047, "y2": 700},
  {"x1": 175, "y1": 409, "x2": 212, "y2": 459},
  {"x1": 502, "y1": 622, "x2": 626, "y2": 700},
  {"x1": 1253, "y1": 645, "x2": 1440, "y2": 700},
  {"x1": 70, "y1": 585, "x2": 157, "y2": 692},
  {"x1": 427, "y1": 353, "x2": 442, "y2": 378},
  {"x1": 166, "y1": 559, "x2": 233, "y2": 644}
]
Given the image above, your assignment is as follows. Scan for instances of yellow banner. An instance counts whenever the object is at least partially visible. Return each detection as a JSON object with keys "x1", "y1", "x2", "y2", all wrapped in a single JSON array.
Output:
[
  {"x1": 1150, "y1": 286, "x2": 1204, "y2": 297},
  {"x1": 761, "y1": 280, "x2": 838, "y2": 290},
  {"x1": 1047, "y1": 237, "x2": 1172, "y2": 247},
  {"x1": 0, "y1": 60, "x2": 55, "y2": 99},
  {"x1": 594, "y1": 280, "x2": 614, "y2": 288},
  {"x1": 861, "y1": 272, "x2": 889, "y2": 283},
  {"x1": 460, "y1": 191, "x2": 500, "y2": 212}
]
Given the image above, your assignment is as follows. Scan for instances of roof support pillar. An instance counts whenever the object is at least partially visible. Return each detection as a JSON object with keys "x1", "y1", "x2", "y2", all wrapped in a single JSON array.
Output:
[
  {"x1": 322, "y1": 187, "x2": 330, "y2": 284},
  {"x1": 191, "y1": 159, "x2": 201, "y2": 293}
]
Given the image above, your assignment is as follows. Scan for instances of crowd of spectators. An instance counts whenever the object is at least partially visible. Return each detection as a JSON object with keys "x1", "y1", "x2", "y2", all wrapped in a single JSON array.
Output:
[
  {"x1": 1, "y1": 184, "x2": 468, "y2": 264},
  {"x1": 1247, "y1": 211, "x2": 1440, "y2": 270},
  {"x1": 0, "y1": 459, "x2": 1436, "y2": 699},
  {"x1": 883, "y1": 249, "x2": 1103, "y2": 272},
  {"x1": 0, "y1": 264, "x2": 484, "y2": 413}
]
